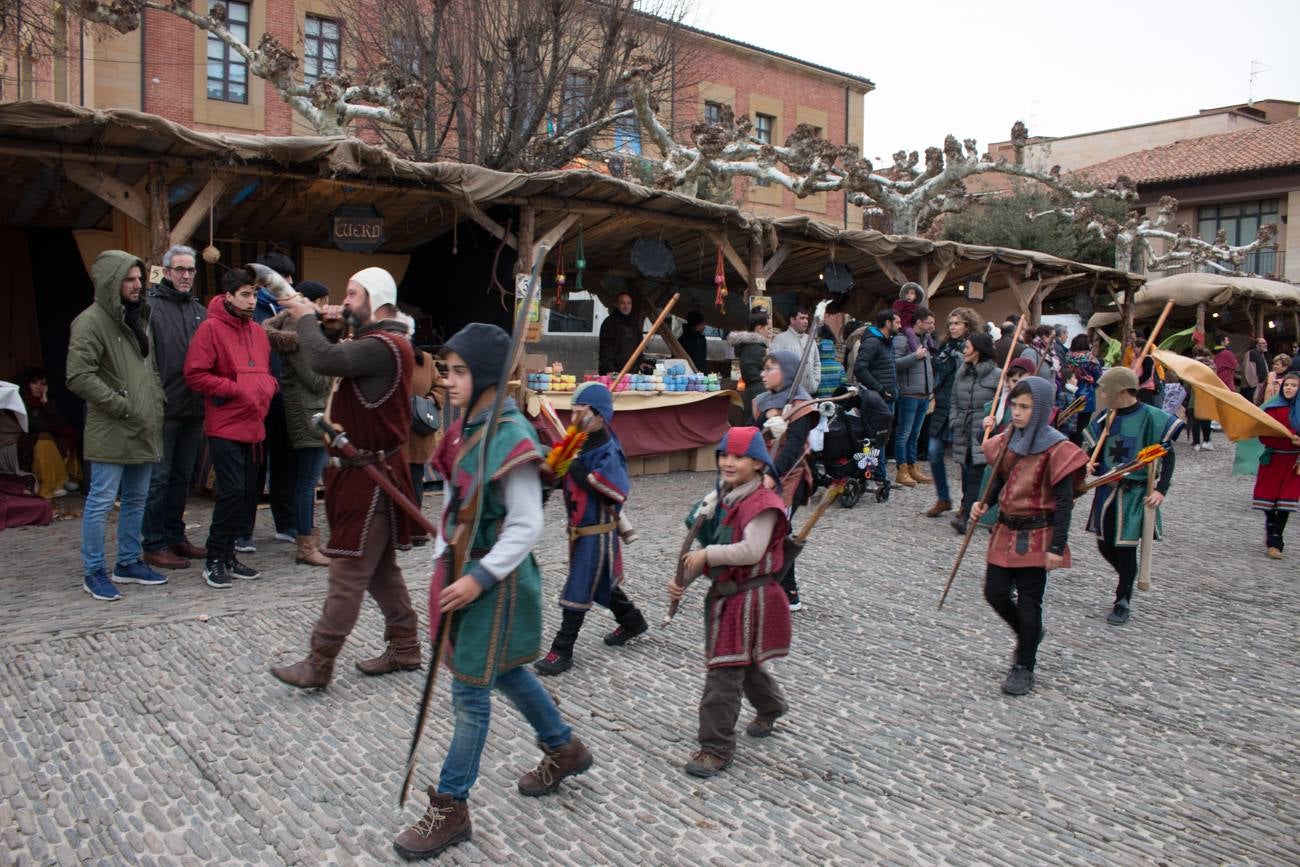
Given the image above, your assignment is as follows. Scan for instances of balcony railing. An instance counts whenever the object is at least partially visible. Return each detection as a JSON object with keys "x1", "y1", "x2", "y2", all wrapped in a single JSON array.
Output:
[{"x1": 1149, "y1": 248, "x2": 1287, "y2": 281}]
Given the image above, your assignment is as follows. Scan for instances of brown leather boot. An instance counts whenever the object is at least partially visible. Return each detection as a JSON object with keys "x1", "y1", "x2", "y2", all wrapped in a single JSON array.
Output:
[
  {"x1": 925, "y1": 499, "x2": 952, "y2": 518},
  {"x1": 356, "y1": 628, "x2": 423, "y2": 676},
  {"x1": 295, "y1": 534, "x2": 330, "y2": 567},
  {"x1": 393, "y1": 788, "x2": 471, "y2": 860},
  {"x1": 894, "y1": 464, "x2": 916, "y2": 487},
  {"x1": 517, "y1": 736, "x2": 593, "y2": 796},
  {"x1": 909, "y1": 463, "x2": 933, "y2": 484},
  {"x1": 270, "y1": 638, "x2": 343, "y2": 689}
]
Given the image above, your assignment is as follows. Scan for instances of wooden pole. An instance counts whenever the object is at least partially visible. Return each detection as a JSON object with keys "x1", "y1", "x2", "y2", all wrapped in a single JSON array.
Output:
[
  {"x1": 1089, "y1": 299, "x2": 1176, "y2": 467},
  {"x1": 938, "y1": 435, "x2": 1011, "y2": 609},
  {"x1": 610, "y1": 293, "x2": 681, "y2": 390},
  {"x1": 981, "y1": 315, "x2": 1027, "y2": 446},
  {"x1": 146, "y1": 164, "x2": 170, "y2": 274}
]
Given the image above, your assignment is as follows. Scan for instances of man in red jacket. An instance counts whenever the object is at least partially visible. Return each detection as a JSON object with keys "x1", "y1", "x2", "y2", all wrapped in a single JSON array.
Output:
[{"x1": 184, "y1": 267, "x2": 279, "y2": 588}]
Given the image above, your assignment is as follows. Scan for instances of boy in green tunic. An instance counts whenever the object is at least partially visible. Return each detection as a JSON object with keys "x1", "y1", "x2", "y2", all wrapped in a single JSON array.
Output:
[
  {"x1": 394, "y1": 323, "x2": 593, "y2": 861},
  {"x1": 1084, "y1": 366, "x2": 1181, "y2": 626}
]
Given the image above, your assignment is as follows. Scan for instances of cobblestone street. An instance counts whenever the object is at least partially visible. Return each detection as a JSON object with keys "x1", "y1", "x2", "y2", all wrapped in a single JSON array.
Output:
[{"x1": 0, "y1": 446, "x2": 1295, "y2": 865}]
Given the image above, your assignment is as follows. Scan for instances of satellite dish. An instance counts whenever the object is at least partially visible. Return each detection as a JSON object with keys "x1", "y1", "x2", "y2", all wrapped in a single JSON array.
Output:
[{"x1": 631, "y1": 238, "x2": 675, "y2": 279}]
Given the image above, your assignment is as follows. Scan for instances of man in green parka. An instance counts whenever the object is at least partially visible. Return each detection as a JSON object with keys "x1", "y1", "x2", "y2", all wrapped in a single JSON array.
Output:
[{"x1": 66, "y1": 250, "x2": 167, "y2": 601}]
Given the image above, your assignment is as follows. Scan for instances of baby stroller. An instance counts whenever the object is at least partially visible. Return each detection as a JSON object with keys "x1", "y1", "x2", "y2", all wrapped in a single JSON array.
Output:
[{"x1": 809, "y1": 386, "x2": 893, "y2": 508}]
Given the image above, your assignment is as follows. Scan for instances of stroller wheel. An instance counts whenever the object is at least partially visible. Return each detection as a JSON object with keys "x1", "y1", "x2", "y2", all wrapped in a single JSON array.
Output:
[
  {"x1": 875, "y1": 480, "x2": 891, "y2": 503},
  {"x1": 840, "y1": 479, "x2": 862, "y2": 509}
]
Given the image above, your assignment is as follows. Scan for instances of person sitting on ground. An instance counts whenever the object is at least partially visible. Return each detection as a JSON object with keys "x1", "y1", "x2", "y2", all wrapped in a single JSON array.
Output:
[{"x1": 16, "y1": 368, "x2": 81, "y2": 500}]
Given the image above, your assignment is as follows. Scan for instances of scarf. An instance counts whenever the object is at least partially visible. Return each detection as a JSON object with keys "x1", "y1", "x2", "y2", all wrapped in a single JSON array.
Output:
[
  {"x1": 1262, "y1": 373, "x2": 1300, "y2": 433},
  {"x1": 1007, "y1": 376, "x2": 1068, "y2": 456},
  {"x1": 222, "y1": 298, "x2": 253, "y2": 321},
  {"x1": 121, "y1": 298, "x2": 150, "y2": 356},
  {"x1": 753, "y1": 348, "x2": 810, "y2": 416}
]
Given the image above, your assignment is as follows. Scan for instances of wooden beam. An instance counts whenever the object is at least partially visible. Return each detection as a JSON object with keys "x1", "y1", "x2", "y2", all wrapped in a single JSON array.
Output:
[
  {"x1": 925, "y1": 265, "x2": 951, "y2": 296},
  {"x1": 465, "y1": 201, "x2": 518, "y2": 250},
  {"x1": 872, "y1": 254, "x2": 910, "y2": 287},
  {"x1": 760, "y1": 242, "x2": 792, "y2": 280},
  {"x1": 708, "y1": 231, "x2": 751, "y2": 286},
  {"x1": 918, "y1": 259, "x2": 929, "y2": 288},
  {"x1": 660, "y1": 323, "x2": 697, "y2": 372},
  {"x1": 534, "y1": 213, "x2": 579, "y2": 257},
  {"x1": 1004, "y1": 271, "x2": 1032, "y2": 318},
  {"x1": 146, "y1": 164, "x2": 171, "y2": 268},
  {"x1": 57, "y1": 161, "x2": 148, "y2": 226},
  {"x1": 168, "y1": 174, "x2": 230, "y2": 249}
]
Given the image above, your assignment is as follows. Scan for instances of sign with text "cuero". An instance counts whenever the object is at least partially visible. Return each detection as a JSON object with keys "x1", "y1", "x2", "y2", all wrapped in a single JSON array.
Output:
[{"x1": 330, "y1": 205, "x2": 385, "y2": 252}]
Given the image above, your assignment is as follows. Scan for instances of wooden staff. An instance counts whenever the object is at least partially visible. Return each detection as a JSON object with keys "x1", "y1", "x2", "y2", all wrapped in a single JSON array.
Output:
[
  {"x1": 981, "y1": 315, "x2": 1027, "y2": 446},
  {"x1": 1137, "y1": 459, "x2": 1158, "y2": 592},
  {"x1": 1089, "y1": 299, "x2": 1177, "y2": 467},
  {"x1": 938, "y1": 434, "x2": 1010, "y2": 609},
  {"x1": 610, "y1": 293, "x2": 681, "y2": 392}
]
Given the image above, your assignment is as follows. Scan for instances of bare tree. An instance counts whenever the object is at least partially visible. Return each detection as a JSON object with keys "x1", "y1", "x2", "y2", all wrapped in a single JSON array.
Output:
[{"x1": 71, "y1": 0, "x2": 697, "y2": 169}]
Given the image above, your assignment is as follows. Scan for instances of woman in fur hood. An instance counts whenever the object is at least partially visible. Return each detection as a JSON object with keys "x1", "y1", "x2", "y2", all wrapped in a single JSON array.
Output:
[{"x1": 728, "y1": 309, "x2": 772, "y2": 420}]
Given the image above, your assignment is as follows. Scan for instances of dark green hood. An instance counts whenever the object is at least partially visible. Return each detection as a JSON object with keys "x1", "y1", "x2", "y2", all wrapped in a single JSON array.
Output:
[{"x1": 91, "y1": 250, "x2": 147, "y2": 322}]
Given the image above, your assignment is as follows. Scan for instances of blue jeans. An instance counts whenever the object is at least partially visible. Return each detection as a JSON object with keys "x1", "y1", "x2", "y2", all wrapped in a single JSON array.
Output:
[
  {"x1": 928, "y1": 434, "x2": 951, "y2": 502},
  {"x1": 438, "y1": 665, "x2": 571, "y2": 801},
  {"x1": 142, "y1": 417, "x2": 204, "y2": 551},
  {"x1": 82, "y1": 461, "x2": 153, "y2": 576},
  {"x1": 293, "y1": 447, "x2": 327, "y2": 536},
  {"x1": 893, "y1": 395, "x2": 928, "y2": 466}
]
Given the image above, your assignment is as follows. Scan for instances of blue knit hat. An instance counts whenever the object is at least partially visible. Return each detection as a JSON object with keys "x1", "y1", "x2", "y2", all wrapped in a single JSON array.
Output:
[
  {"x1": 716, "y1": 426, "x2": 775, "y2": 474},
  {"x1": 572, "y1": 381, "x2": 615, "y2": 425}
]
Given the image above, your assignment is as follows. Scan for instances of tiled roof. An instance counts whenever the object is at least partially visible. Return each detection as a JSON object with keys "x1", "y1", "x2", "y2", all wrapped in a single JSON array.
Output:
[{"x1": 1078, "y1": 116, "x2": 1300, "y2": 185}]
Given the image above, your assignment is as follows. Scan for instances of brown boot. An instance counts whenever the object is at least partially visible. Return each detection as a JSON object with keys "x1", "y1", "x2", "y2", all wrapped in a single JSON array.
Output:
[
  {"x1": 517, "y1": 736, "x2": 593, "y2": 796},
  {"x1": 270, "y1": 638, "x2": 342, "y2": 689},
  {"x1": 393, "y1": 788, "x2": 471, "y2": 860},
  {"x1": 925, "y1": 499, "x2": 952, "y2": 518},
  {"x1": 908, "y1": 463, "x2": 933, "y2": 484},
  {"x1": 894, "y1": 464, "x2": 916, "y2": 487},
  {"x1": 356, "y1": 628, "x2": 423, "y2": 676},
  {"x1": 295, "y1": 534, "x2": 330, "y2": 567}
]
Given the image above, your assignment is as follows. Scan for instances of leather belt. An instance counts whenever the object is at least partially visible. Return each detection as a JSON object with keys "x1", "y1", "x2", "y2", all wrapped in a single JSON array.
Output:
[
  {"x1": 334, "y1": 447, "x2": 397, "y2": 469},
  {"x1": 708, "y1": 572, "x2": 777, "y2": 599},
  {"x1": 569, "y1": 520, "x2": 618, "y2": 542},
  {"x1": 997, "y1": 512, "x2": 1051, "y2": 530}
]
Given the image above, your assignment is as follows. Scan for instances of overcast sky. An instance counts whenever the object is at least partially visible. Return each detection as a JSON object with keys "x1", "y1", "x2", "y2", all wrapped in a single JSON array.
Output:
[{"x1": 690, "y1": 0, "x2": 1300, "y2": 160}]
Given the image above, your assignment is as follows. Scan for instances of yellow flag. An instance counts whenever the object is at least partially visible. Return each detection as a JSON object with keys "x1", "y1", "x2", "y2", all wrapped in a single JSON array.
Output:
[{"x1": 1151, "y1": 348, "x2": 1293, "y2": 442}]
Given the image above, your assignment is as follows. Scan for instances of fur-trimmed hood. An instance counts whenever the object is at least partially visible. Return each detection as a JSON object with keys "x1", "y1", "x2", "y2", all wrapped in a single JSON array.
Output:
[{"x1": 727, "y1": 330, "x2": 769, "y2": 348}]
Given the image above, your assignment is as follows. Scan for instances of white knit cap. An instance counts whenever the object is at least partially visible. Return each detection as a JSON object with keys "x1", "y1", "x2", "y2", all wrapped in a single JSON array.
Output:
[{"x1": 350, "y1": 267, "x2": 398, "y2": 313}]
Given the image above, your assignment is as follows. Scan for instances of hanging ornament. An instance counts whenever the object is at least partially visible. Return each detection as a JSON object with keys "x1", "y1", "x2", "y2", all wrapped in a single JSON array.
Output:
[
  {"x1": 554, "y1": 235, "x2": 567, "y2": 311},
  {"x1": 574, "y1": 223, "x2": 586, "y2": 291},
  {"x1": 713, "y1": 244, "x2": 728, "y2": 311}
]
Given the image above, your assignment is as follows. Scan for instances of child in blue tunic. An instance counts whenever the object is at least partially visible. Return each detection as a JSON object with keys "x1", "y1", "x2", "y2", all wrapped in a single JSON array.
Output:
[{"x1": 536, "y1": 382, "x2": 648, "y2": 675}]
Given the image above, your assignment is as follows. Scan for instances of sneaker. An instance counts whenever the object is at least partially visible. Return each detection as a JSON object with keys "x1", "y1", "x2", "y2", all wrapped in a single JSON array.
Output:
[
  {"x1": 63, "y1": 481, "x2": 80, "y2": 492},
  {"x1": 683, "y1": 750, "x2": 732, "y2": 778},
  {"x1": 603, "y1": 620, "x2": 648, "y2": 646},
  {"x1": 1201, "y1": 442, "x2": 1214, "y2": 451},
  {"x1": 227, "y1": 558, "x2": 261, "y2": 580},
  {"x1": 274, "y1": 531, "x2": 296, "y2": 543},
  {"x1": 203, "y1": 558, "x2": 232, "y2": 589},
  {"x1": 234, "y1": 537, "x2": 256, "y2": 553},
  {"x1": 51, "y1": 489, "x2": 67, "y2": 499},
  {"x1": 83, "y1": 569, "x2": 121, "y2": 601},
  {"x1": 786, "y1": 591, "x2": 803, "y2": 612},
  {"x1": 1106, "y1": 600, "x2": 1131, "y2": 625},
  {"x1": 534, "y1": 651, "x2": 572, "y2": 676},
  {"x1": 112, "y1": 561, "x2": 169, "y2": 586},
  {"x1": 1001, "y1": 664, "x2": 1035, "y2": 696}
]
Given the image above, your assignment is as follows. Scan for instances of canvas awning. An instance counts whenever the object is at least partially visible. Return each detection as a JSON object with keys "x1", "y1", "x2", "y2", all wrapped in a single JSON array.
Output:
[{"x1": 1086, "y1": 273, "x2": 1300, "y2": 329}]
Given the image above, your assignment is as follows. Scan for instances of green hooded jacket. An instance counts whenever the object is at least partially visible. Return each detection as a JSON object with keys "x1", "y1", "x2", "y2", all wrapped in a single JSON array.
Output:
[{"x1": 66, "y1": 250, "x2": 164, "y2": 464}]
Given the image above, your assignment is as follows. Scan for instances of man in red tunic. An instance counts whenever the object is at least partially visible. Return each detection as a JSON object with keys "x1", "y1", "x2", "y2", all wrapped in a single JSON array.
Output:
[
  {"x1": 972, "y1": 376, "x2": 1087, "y2": 697},
  {"x1": 270, "y1": 268, "x2": 422, "y2": 688}
]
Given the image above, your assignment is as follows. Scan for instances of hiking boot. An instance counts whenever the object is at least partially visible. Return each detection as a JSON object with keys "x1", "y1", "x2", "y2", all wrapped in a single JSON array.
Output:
[
  {"x1": 203, "y1": 558, "x2": 232, "y2": 589},
  {"x1": 1001, "y1": 664, "x2": 1035, "y2": 696},
  {"x1": 393, "y1": 789, "x2": 471, "y2": 861},
  {"x1": 234, "y1": 537, "x2": 256, "y2": 553},
  {"x1": 684, "y1": 750, "x2": 732, "y2": 778},
  {"x1": 894, "y1": 464, "x2": 917, "y2": 487},
  {"x1": 356, "y1": 628, "x2": 422, "y2": 676},
  {"x1": 270, "y1": 639, "x2": 343, "y2": 689},
  {"x1": 295, "y1": 534, "x2": 330, "y2": 567},
  {"x1": 227, "y1": 558, "x2": 261, "y2": 580},
  {"x1": 144, "y1": 548, "x2": 189, "y2": 570},
  {"x1": 908, "y1": 463, "x2": 933, "y2": 484},
  {"x1": 534, "y1": 651, "x2": 573, "y2": 676},
  {"x1": 83, "y1": 569, "x2": 121, "y2": 601},
  {"x1": 745, "y1": 707, "x2": 787, "y2": 738},
  {"x1": 925, "y1": 499, "x2": 952, "y2": 518},
  {"x1": 603, "y1": 619, "x2": 648, "y2": 647},
  {"x1": 171, "y1": 540, "x2": 207, "y2": 559},
  {"x1": 1106, "y1": 600, "x2": 1131, "y2": 626},
  {"x1": 517, "y1": 736, "x2": 593, "y2": 796},
  {"x1": 112, "y1": 560, "x2": 169, "y2": 586}
]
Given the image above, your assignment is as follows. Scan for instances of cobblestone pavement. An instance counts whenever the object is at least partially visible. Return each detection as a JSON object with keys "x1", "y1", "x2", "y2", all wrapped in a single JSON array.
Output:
[{"x1": 0, "y1": 445, "x2": 1296, "y2": 865}]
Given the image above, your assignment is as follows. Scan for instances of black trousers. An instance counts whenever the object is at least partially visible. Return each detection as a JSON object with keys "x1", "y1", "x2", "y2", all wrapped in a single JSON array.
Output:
[
  {"x1": 1097, "y1": 522, "x2": 1139, "y2": 604},
  {"x1": 206, "y1": 437, "x2": 259, "y2": 562},
  {"x1": 550, "y1": 586, "x2": 646, "y2": 656},
  {"x1": 1191, "y1": 419, "x2": 1212, "y2": 445},
  {"x1": 959, "y1": 457, "x2": 984, "y2": 517},
  {"x1": 246, "y1": 402, "x2": 297, "y2": 536},
  {"x1": 983, "y1": 564, "x2": 1047, "y2": 670},
  {"x1": 1265, "y1": 509, "x2": 1290, "y2": 550}
]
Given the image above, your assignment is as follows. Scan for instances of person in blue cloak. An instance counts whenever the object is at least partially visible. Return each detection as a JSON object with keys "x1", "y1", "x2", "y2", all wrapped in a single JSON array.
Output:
[{"x1": 536, "y1": 382, "x2": 648, "y2": 675}]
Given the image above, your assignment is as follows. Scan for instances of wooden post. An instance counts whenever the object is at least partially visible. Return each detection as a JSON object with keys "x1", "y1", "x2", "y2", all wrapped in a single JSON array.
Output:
[
  {"x1": 146, "y1": 164, "x2": 171, "y2": 276},
  {"x1": 1121, "y1": 285, "x2": 1137, "y2": 348},
  {"x1": 1256, "y1": 305, "x2": 1266, "y2": 339}
]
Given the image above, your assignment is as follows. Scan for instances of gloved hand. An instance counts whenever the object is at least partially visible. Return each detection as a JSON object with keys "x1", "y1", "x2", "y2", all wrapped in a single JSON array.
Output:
[{"x1": 763, "y1": 415, "x2": 788, "y2": 441}]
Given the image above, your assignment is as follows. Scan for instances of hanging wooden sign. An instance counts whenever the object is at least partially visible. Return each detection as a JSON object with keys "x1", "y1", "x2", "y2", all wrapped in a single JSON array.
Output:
[{"x1": 330, "y1": 205, "x2": 385, "y2": 252}]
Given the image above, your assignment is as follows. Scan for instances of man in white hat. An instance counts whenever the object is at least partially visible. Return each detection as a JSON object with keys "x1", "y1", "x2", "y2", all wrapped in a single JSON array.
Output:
[{"x1": 271, "y1": 268, "x2": 423, "y2": 688}]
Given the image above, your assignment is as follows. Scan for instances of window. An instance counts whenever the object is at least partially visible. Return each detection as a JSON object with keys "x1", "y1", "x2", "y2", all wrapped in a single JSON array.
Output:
[
  {"x1": 304, "y1": 15, "x2": 341, "y2": 84},
  {"x1": 1198, "y1": 199, "x2": 1280, "y2": 275},
  {"x1": 704, "y1": 101, "x2": 725, "y2": 124},
  {"x1": 754, "y1": 112, "x2": 775, "y2": 186},
  {"x1": 613, "y1": 95, "x2": 641, "y2": 155},
  {"x1": 545, "y1": 297, "x2": 596, "y2": 334},
  {"x1": 560, "y1": 72, "x2": 592, "y2": 130},
  {"x1": 207, "y1": 0, "x2": 250, "y2": 103}
]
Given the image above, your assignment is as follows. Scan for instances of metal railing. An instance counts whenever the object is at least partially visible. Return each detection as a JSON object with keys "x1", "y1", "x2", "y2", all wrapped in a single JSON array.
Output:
[{"x1": 1149, "y1": 248, "x2": 1287, "y2": 281}]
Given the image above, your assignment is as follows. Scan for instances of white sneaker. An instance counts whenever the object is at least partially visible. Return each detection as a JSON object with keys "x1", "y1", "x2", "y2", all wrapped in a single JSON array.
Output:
[
  {"x1": 274, "y1": 531, "x2": 296, "y2": 543},
  {"x1": 63, "y1": 481, "x2": 80, "y2": 492},
  {"x1": 50, "y1": 489, "x2": 68, "y2": 498},
  {"x1": 1203, "y1": 442, "x2": 1214, "y2": 451},
  {"x1": 1192, "y1": 443, "x2": 1203, "y2": 451}
]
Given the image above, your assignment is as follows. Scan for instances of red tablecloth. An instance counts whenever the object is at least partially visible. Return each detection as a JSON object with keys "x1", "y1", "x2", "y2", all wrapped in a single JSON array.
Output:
[{"x1": 554, "y1": 392, "x2": 734, "y2": 457}]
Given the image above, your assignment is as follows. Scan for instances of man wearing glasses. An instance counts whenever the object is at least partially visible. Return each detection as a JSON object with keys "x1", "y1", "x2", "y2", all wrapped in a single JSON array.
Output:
[{"x1": 142, "y1": 245, "x2": 210, "y2": 570}]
